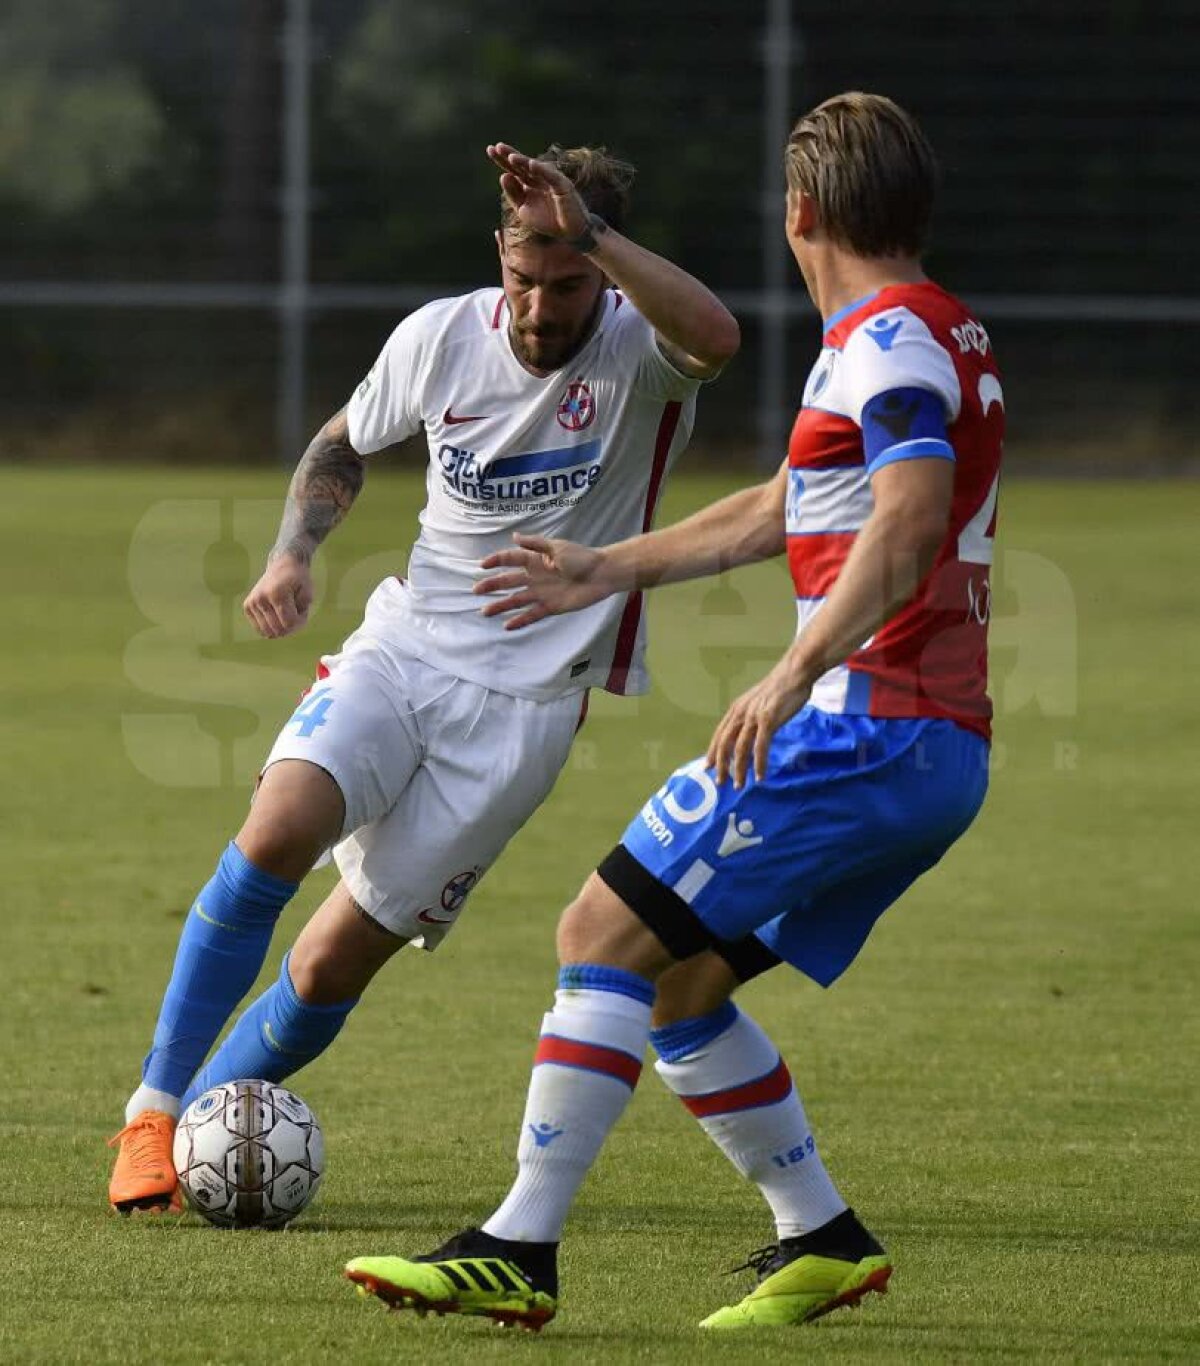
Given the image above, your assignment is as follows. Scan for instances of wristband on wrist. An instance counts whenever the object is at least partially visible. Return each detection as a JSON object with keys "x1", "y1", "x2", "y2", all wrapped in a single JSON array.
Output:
[{"x1": 565, "y1": 212, "x2": 609, "y2": 254}]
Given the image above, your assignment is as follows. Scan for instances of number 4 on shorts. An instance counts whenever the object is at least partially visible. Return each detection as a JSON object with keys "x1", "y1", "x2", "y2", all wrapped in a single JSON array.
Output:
[{"x1": 288, "y1": 687, "x2": 334, "y2": 738}]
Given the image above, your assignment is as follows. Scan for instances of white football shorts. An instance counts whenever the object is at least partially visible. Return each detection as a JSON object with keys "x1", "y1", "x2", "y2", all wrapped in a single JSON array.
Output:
[{"x1": 261, "y1": 605, "x2": 586, "y2": 948}]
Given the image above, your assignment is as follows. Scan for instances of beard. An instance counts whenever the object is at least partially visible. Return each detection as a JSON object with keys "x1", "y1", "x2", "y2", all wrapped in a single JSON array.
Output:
[
  {"x1": 508, "y1": 290, "x2": 606, "y2": 373},
  {"x1": 509, "y1": 323, "x2": 588, "y2": 373}
]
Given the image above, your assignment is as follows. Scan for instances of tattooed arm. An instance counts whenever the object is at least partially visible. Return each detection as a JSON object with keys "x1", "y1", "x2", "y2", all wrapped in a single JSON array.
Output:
[{"x1": 243, "y1": 408, "x2": 366, "y2": 639}]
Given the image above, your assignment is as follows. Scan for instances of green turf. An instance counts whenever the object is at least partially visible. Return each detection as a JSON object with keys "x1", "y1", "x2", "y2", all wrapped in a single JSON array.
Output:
[{"x1": 1, "y1": 467, "x2": 1197, "y2": 1363}]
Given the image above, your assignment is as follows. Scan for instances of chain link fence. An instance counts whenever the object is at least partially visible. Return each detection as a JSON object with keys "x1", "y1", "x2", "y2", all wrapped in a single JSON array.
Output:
[{"x1": 3, "y1": 0, "x2": 1197, "y2": 471}]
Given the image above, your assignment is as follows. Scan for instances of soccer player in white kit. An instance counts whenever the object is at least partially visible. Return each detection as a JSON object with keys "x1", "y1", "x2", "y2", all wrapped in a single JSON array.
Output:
[{"x1": 107, "y1": 142, "x2": 740, "y2": 1213}]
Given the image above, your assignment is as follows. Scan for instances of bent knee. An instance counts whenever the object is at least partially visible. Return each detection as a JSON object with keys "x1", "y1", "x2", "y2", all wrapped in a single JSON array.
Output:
[
  {"x1": 237, "y1": 761, "x2": 345, "y2": 881},
  {"x1": 286, "y1": 934, "x2": 373, "y2": 1006},
  {"x1": 286, "y1": 940, "x2": 339, "y2": 1003},
  {"x1": 556, "y1": 873, "x2": 676, "y2": 978},
  {"x1": 288, "y1": 889, "x2": 404, "y2": 1005}
]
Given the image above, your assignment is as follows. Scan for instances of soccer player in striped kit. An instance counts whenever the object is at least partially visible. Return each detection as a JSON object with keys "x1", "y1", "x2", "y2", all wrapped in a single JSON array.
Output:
[
  {"x1": 107, "y1": 142, "x2": 740, "y2": 1214},
  {"x1": 346, "y1": 92, "x2": 1003, "y2": 1331}
]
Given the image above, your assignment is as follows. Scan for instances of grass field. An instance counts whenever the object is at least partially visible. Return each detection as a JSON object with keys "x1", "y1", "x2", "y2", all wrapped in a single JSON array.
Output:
[{"x1": 2, "y1": 467, "x2": 1198, "y2": 1364}]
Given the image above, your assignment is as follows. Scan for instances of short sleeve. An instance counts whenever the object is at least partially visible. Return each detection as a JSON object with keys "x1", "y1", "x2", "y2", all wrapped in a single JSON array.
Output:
[
  {"x1": 840, "y1": 307, "x2": 962, "y2": 428},
  {"x1": 346, "y1": 310, "x2": 427, "y2": 454},
  {"x1": 614, "y1": 302, "x2": 704, "y2": 402}
]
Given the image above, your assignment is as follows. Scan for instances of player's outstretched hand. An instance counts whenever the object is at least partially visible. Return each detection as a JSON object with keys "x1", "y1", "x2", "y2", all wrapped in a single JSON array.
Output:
[
  {"x1": 487, "y1": 142, "x2": 590, "y2": 243},
  {"x1": 475, "y1": 533, "x2": 615, "y2": 630},
  {"x1": 244, "y1": 554, "x2": 314, "y2": 639},
  {"x1": 707, "y1": 658, "x2": 814, "y2": 788}
]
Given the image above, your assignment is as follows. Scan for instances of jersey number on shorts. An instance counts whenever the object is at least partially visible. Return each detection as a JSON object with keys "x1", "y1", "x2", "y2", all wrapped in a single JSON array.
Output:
[{"x1": 289, "y1": 687, "x2": 334, "y2": 738}]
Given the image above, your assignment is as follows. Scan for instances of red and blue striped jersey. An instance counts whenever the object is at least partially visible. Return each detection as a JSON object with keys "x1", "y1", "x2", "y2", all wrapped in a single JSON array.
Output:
[{"x1": 787, "y1": 281, "x2": 1003, "y2": 740}]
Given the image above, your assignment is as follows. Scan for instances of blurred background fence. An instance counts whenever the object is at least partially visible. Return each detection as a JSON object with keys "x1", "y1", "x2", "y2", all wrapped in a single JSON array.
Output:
[{"x1": 3, "y1": 0, "x2": 1198, "y2": 472}]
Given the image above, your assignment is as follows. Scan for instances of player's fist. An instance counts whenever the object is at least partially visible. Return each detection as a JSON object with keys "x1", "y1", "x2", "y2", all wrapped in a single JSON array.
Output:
[
  {"x1": 475, "y1": 533, "x2": 614, "y2": 629},
  {"x1": 244, "y1": 554, "x2": 314, "y2": 639}
]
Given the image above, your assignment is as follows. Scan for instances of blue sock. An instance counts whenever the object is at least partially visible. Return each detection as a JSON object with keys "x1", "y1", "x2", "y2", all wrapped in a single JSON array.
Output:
[
  {"x1": 181, "y1": 952, "x2": 356, "y2": 1108},
  {"x1": 649, "y1": 1000, "x2": 739, "y2": 1062},
  {"x1": 141, "y1": 842, "x2": 298, "y2": 1098}
]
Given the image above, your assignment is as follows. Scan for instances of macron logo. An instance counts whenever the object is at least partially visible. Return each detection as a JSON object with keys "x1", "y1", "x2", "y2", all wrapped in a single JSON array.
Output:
[
  {"x1": 866, "y1": 317, "x2": 903, "y2": 352},
  {"x1": 718, "y1": 814, "x2": 764, "y2": 857},
  {"x1": 528, "y1": 1122, "x2": 565, "y2": 1148}
]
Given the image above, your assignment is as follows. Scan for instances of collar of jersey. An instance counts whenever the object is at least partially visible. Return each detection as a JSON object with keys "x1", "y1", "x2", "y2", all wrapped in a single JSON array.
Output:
[{"x1": 821, "y1": 291, "x2": 880, "y2": 340}]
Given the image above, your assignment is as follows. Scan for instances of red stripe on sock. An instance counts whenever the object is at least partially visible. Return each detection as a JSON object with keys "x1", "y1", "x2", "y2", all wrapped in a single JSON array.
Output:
[
  {"x1": 680, "y1": 1057, "x2": 793, "y2": 1118},
  {"x1": 535, "y1": 1034, "x2": 642, "y2": 1089}
]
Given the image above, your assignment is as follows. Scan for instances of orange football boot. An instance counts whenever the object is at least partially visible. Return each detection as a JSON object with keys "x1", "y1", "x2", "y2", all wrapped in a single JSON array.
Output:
[{"x1": 108, "y1": 1110, "x2": 182, "y2": 1214}]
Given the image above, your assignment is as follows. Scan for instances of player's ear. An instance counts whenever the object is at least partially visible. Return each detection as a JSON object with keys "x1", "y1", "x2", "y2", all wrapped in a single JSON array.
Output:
[{"x1": 787, "y1": 188, "x2": 818, "y2": 238}]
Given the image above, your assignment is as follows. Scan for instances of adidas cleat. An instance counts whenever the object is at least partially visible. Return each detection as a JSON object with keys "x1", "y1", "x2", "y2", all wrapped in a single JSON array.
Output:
[
  {"x1": 108, "y1": 1110, "x2": 181, "y2": 1215},
  {"x1": 700, "y1": 1208, "x2": 892, "y2": 1329},
  {"x1": 345, "y1": 1228, "x2": 557, "y2": 1333}
]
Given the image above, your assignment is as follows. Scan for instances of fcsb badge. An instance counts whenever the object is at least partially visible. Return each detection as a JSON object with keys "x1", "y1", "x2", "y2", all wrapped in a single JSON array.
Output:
[{"x1": 557, "y1": 380, "x2": 595, "y2": 431}]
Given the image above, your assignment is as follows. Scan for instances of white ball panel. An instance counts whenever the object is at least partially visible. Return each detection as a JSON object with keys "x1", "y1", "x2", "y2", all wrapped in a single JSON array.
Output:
[{"x1": 264, "y1": 1116, "x2": 310, "y2": 1167}]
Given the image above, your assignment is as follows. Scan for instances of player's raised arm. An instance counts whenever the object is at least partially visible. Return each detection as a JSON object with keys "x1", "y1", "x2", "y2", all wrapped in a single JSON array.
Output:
[
  {"x1": 243, "y1": 407, "x2": 366, "y2": 639},
  {"x1": 488, "y1": 142, "x2": 740, "y2": 378},
  {"x1": 475, "y1": 462, "x2": 789, "y2": 629},
  {"x1": 707, "y1": 455, "x2": 954, "y2": 787}
]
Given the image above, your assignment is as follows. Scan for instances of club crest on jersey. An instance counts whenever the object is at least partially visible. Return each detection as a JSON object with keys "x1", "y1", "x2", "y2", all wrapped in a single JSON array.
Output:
[
  {"x1": 557, "y1": 380, "x2": 595, "y2": 431},
  {"x1": 438, "y1": 438, "x2": 604, "y2": 511},
  {"x1": 441, "y1": 868, "x2": 479, "y2": 913},
  {"x1": 807, "y1": 352, "x2": 836, "y2": 403}
]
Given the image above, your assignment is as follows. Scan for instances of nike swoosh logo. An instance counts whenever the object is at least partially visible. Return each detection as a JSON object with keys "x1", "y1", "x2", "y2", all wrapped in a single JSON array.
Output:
[
  {"x1": 194, "y1": 902, "x2": 241, "y2": 932},
  {"x1": 263, "y1": 1020, "x2": 306, "y2": 1055},
  {"x1": 417, "y1": 908, "x2": 455, "y2": 924},
  {"x1": 443, "y1": 406, "x2": 489, "y2": 426}
]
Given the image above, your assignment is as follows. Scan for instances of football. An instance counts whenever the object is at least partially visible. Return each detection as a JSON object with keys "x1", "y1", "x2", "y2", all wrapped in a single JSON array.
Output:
[{"x1": 173, "y1": 1079, "x2": 324, "y2": 1228}]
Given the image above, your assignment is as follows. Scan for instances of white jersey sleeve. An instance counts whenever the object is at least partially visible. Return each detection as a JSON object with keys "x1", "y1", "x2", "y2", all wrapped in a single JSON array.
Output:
[
  {"x1": 346, "y1": 305, "x2": 436, "y2": 454},
  {"x1": 607, "y1": 300, "x2": 704, "y2": 402},
  {"x1": 840, "y1": 306, "x2": 962, "y2": 425}
]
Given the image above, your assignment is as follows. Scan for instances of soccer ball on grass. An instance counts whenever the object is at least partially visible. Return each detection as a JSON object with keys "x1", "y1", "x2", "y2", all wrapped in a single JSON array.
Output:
[{"x1": 173, "y1": 1079, "x2": 324, "y2": 1228}]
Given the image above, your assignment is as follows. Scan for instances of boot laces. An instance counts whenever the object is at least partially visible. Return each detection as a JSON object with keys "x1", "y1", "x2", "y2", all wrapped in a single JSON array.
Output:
[
  {"x1": 727, "y1": 1243, "x2": 781, "y2": 1278},
  {"x1": 108, "y1": 1114, "x2": 170, "y2": 1171},
  {"x1": 420, "y1": 1227, "x2": 490, "y2": 1261}
]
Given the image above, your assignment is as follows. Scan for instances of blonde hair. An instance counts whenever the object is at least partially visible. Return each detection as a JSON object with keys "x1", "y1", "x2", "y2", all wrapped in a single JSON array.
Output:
[
  {"x1": 500, "y1": 144, "x2": 636, "y2": 242},
  {"x1": 785, "y1": 92, "x2": 938, "y2": 258}
]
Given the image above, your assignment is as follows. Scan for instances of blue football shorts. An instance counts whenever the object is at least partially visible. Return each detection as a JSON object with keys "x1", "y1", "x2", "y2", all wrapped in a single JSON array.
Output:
[{"x1": 608, "y1": 707, "x2": 989, "y2": 987}]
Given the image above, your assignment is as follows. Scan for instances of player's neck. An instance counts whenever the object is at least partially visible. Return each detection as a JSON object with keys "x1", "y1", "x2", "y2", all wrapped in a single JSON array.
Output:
[{"x1": 813, "y1": 253, "x2": 927, "y2": 326}]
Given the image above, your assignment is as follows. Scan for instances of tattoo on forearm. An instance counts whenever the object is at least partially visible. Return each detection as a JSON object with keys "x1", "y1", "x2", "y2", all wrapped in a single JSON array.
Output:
[{"x1": 270, "y1": 409, "x2": 365, "y2": 564}]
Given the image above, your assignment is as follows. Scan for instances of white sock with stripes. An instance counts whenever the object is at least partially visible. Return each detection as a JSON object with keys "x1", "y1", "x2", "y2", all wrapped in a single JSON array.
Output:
[
  {"x1": 483, "y1": 965, "x2": 653, "y2": 1244},
  {"x1": 651, "y1": 1003, "x2": 847, "y2": 1238}
]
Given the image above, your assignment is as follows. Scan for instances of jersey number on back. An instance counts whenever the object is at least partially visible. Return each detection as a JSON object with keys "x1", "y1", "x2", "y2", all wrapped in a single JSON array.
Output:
[{"x1": 957, "y1": 374, "x2": 1004, "y2": 567}]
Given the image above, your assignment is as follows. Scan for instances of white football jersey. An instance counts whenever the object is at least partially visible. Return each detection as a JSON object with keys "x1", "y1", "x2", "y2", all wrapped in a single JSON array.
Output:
[{"x1": 346, "y1": 287, "x2": 701, "y2": 699}]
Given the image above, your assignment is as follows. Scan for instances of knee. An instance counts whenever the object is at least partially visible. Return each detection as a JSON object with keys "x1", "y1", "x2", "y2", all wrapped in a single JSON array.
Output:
[
  {"x1": 236, "y1": 825, "x2": 310, "y2": 884},
  {"x1": 555, "y1": 874, "x2": 675, "y2": 979},
  {"x1": 286, "y1": 938, "x2": 349, "y2": 1006},
  {"x1": 237, "y1": 761, "x2": 345, "y2": 882},
  {"x1": 288, "y1": 892, "x2": 401, "y2": 1005}
]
